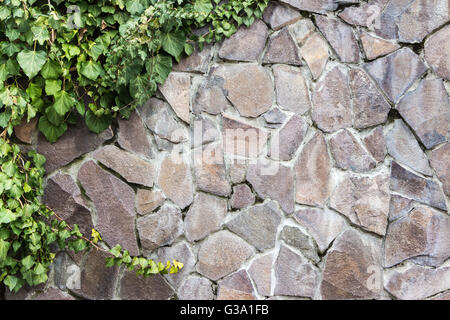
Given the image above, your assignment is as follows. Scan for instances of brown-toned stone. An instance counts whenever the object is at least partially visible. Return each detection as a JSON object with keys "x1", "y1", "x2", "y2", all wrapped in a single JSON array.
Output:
[
  {"x1": 385, "y1": 206, "x2": 450, "y2": 267},
  {"x1": 222, "y1": 114, "x2": 268, "y2": 158},
  {"x1": 135, "y1": 189, "x2": 165, "y2": 215},
  {"x1": 193, "y1": 76, "x2": 230, "y2": 115},
  {"x1": 32, "y1": 288, "x2": 75, "y2": 300},
  {"x1": 43, "y1": 173, "x2": 93, "y2": 237},
  {"x1": 93, "y1": 145, "x2": 155, "y2": 187},
  {"x1": 219, "y1": 20, "x2": 269, "y2": 62},
  {"x1": 191, "y1": 115, "x2": 220, "y2": 148},
  {"x1": 290, "y1": 19, "x2": 316, "y2": 45},
  {"x1": 120, "y1": 271, "x2": 174, "y2": 300},
  {"x1": 299, "y1": 32, "x2": 329, "y2": 80},
  {"x1": 339, "y1": 2, "x2": 383, "y2": 27},
  {"x1": 363, "y1": 126, "x2": 386, "y2": 163},
  {"x1": 185, "y1": 192, "x2": 227, "y2": 242},
  {"x1": 349, "y1": 68, "x2": 391, "y2": 129},
  {"x1": 37, "y1": 120, "x2": 113, "y2": 173},
  {"x1": 193, "y1": 144, "x2": 231, "y2": 197},
  {"x1": 159, "y1": 72, "x2": 191, "y2": 123},
  {"x1": 389, "y1": 194, "x2": 414, "y2": 221},
  {"x1": 228, "y1": 159, "x2": 248, "y2": 184},
  {"x1": 230, "y1": 184, "x2": 255, "y2": 209},
  {"x1": 280, "y1": 226, "x2": 320, "y2": 263},
  {"x1": 173, "y1": 43, "x2": 212, "y2": 73},
  {"x1": 196, "y1": 230, "x2": 254, "y2": 281},
  {"x1": 293, "y1": 207, "x2": 347, "y2": 253},
  {"x1": 158, "y1": 153, "x2": 194, "y2": 210},
  {"x1": 117, "y1": 110, "x2": 152, "y2": 158},
  {"x1": 217, "y1": 270, "x2": 256, "y2": 300},
  {"x1": 278, "y1": 0, "x2": 351, "y2": 14},
  {"x1": 430, "y1": 143, "x2": 450, "y2": 196},
  {"x1": 227, "y1": 201, "x2": 282, "y2": 251},
  {"x1": 247, "y1": 161, "x2": 294, "y2": 214},
  {"x1": 360, "y1": 30, "x2": 400, "y2": 60},
  {"x1": 157, "y1": 242, "x2": 195, "y2": 288},
  {"x1": 330, "y1": 174, "x2": 390, "y2": 236},
  {"x1": 363, "y1": 48, "x2": 427, "y2": 103},
  {"x1": 315, "y1": 14, "x2": 360, "y2": 63},
  {"x1": 274, "y1": 244, "x2": 319, "y2": 298},
  {"x1": 272, "y1": 64, "x2": 311, "y2": 115},
  {"x1": 329, "y1": 129, "x2": 377, "y2": 173},
  {"x1": 390, "y1": 161, "x2": 447, "y2": 211},
  {"x1": 14, "y1": 117, "x2": 38, "y2": 144},
  {"x1": 214, "y1": 64, "x2": 274, "y2": 118},
  {"x1": 397, "y1": 78, "x2": 450, "y2": 149},
  {"x1": 270, "y1": 115, "x2": 308, "y2": 161},
  {"x1": 386, "y1": 119, "x2": 432, "y2": 175},
  {"x1": 248, "y1": 253, "x2": 273, "y2": 297},
  {"x1": 425, "y1": 25, "x2": 450, "y2": 81},
  {"x1": 295, "y1": 132, "x2": 331, "y2": 207},
  {"x1": 385, "y1": 265, "x2": 450, "y2": 300},
  {"x1": 177, "y1": 276, "x2": 214, "y2": 300},
  {"x1": 137, "y1": 204, "x2": 183, "y2": 255},
  {"x1": 312, "y1": 66, "x2": 352, "y2": 132},
  {"x1": 263, "y1": 2, "x2": 302, "y2": 30},
  {"x1": 263, "y1": 28, "x2": 302, "y2": 65},
  {"x1": 78, "y1": 160, "x2": 139, "y2": 255},
  {"x1": 321, "y1": 229, "x2": 383, "y2": 300}
]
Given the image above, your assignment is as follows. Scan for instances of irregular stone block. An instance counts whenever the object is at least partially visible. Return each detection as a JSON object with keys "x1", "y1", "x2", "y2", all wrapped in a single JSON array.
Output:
[
  {"x1": 173, "y1": 43, "x2": 212, "y2": 73},
  {"x1": 157, "y1": 242, "x2": 196, "y2": 288},
  {"x1": 230, "y1": 184, "x2": 255, "y2": 210},
  {"x1": 429, "y1": 143, "x2": 450, "y2": 196},
  {"x1": 120, "y1": 271, "x2": 174, "y2": 300},
  {"x1": 14, "y1": 117, "x2": 38, "y2": 144},
  {"x1": 177, "y1": 276, "x2": 214, "y2": 300},
  {"x1": 227, "y1": 201, "x2": 282, "y2": 251},
  {"x1": 425, "y1": 25, "x2": 450, "y2": 81},
  {"x1": 217, "y1": 270, "x2": 256, "y2": 300},
  {"x1": 159, "y1": 72, "x2": 191, "y2": 123},
  {"x1": 299, "y1": 32, "x2": 329, "y2": 80},
  {"x1": 363, "y1": 126, "x2": 386, "y2": 163},
  {"x1": 262, "y1": 2, "x2": 302, "y2": 30},
  {"x1": 280, "y1": 226, "x2": 320, "y2": 263},
  {"x1": 78, "y1": 160, "x2": 139, "y2": 255},
  {"x1": 117, "y1": 110, "x2": 153, "y2": 158},
  {"x1": 196, "y1": 230, "x2": 254, "y2": 281},
  {"x1": 269, "y1": 114, "x2": 308, "y2": 161},
  {"x1": 360, "y1": 30, "x2": 400, "y2": 60},
  {"x1": 248, "y1": 253, "x2": 273, "y2": 297},
  {"x1": 135, "y1": 189, "x2": 165, "y2": 215},
  {"x1": 193, "y1": 76, "x2": 230, "y2": 115},
  {"x1": 389, "y1": 194, "x2": 414, "y2": 222},
  {"x1": 263, "y1": 28, "x2": 302, "y2": 65}
]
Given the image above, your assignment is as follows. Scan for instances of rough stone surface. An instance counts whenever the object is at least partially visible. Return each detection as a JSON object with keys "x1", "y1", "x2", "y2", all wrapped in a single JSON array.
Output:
[
  {"x1": 193, "y1": 76, "x2": 230, "y2": 115},
  {"x1": 37, "y1": 120, "x2": 113, "y2": 172},
  {"x1": 429, "y1": 143, "x2": 450, "y2": 196},
  {"x1": 330, "y1": 173, "x2": 390, "y2": 236},
  {"x1": 279, "y1": 0, "x2": 353, "y2": 14},
  {"x1": 364, "y1": 48, "x2": 427, "y2": 103},
  {"x1": 312, "y1": 66, "x2": 352, "y2": 133},
  {"x1": 196, "y1": 230, "x2": 253, "y2": 281},
  {"x1": 32, "y1": 288, "x2": 76, "y2": 300},
  {"x1": 93, "y1": 145, "x2": 155, "y2": 187},
  {"x1": 137, "y1": 204, "x2": 184, "y2": 255},
  {"x1": 135, "y1": 189, "x2": 165, "y2": 215},
  {"x1": 389, "y1": 194, "x2": 414, "y2": 222},
  {"x1": 386, "y1": 119, "x2": 432, "y2": 176},
  {"x1": 190, "y1": 115, "x2": 220, "y2": 148},
  {"x1": 315, "y1": 15, "x2": 360, "y2": 63},
  {"x1": 185, "y1": 193, "x2": 227, "y2": 242},
  {"x1": 384, "y1": 206, "x2": 450, "y2": 267},
  {"x1": 263, "y1": 2, "x2": 301, "y2": 31},
  {"x1": 228, "y1": 160, "x2": 248, "y2": 184},
  {"x1": 397, "y1": 78, "x2": 450, "y2": 149},
  {"x1": 363, "y1": 126, "x2": 386, "y2": 163},
  {"x1": 272, "y1": 64, "x2": 311, "y2": 114},
  {"x1": 157, "y1": 242, "x2": 196, "y2": 288},
  {"x1": 274, "y1": 244, "x2": 320, "y2": 298},
  {"x1": 217, "y1": 270, "x2": 256, "y2": 300},
  {"x1": 385, "y1": 265, "x2": 450, "y2": 300},
  {"x1": 248, "y1": 253, "x2": 273, "y2": 297},
  {"x1": 295, "y1": 132, "x2": 331, "y2": 207},
  {"x1": 43, "y1": 173, "x2": 93, "y2": 237},
  {"x1": 360, "y1": 30, "x2": 400, "y2": 60},
  {"x1": 78, "y1": 160, "x2": 139, "y2": 255},
  {"x1": 329, "y1": 129, "x2": 377, "y2": 173},
  {"x1": 280, "y1": 226, "x2": 320, "y2": 263},
  {"x1": 117, "y1": 110, "x2": 152, "y2": 158},
  {"x1": 213, "y1": 64, "x2": 273, "y2": 117},
  {"x1": 425, "y1": 25, "x2": 450, "y2": 81},
  {"x1": 173, "y1": 43, "x2": 212, "y2": 73},
  {"x1": 193, "y1": 144, "x2": 231, "y2": 197},
  {"x1": 339, "y1": 2, "x2": 384, "y2": 27},
  {"x1": 230, "y1": 184, "x2": 255, "y2": 209},
  {"x1": 299, "y1": 32, "x2": 329, "y2": 80},
  {"x1": 219, "y1": 20, "x2": 269, "y2": 62},
  {"x1": 120, "y1": 271, "x2": 174, "y2": 300},
  {"x1": 321, "y1": 229, "x2": 383, "y2": 300},
  {"x1": 14, "y1": 117, "x2": 38, "y2": 144},
  {"x1": 290, "y1": 19, "x2": 316, "y2": 45},
  {"x1": 349, "y1": 68, "x2": 391, "y2": 129},
  {"x1": 177, "y1": 276, "x2": 214, "y2": 300},
  {"x1": 159, "y1": 72, "x2": 191, "y2": 123},
  {"x1": 227, "y1": 201, "x2": 282, "y2": 251},
  {"x1": 158, "y1": 154, "x2": 194, "y2": 209},
  {"x1": 247, "y1": 161, "x2": 294, "y2": 214},
  {"x1": 263, "y1": 28, "x2": 302, "y2": 65},
  {"x1": 269, "y1": 115, "x2": 308, "y2": 161},
  {"x1": 294, "y1": 207, "x2": 347, "y2": 253},
  {"x1": 390, "y1": 161, "x2": 447, "y2": 211}
]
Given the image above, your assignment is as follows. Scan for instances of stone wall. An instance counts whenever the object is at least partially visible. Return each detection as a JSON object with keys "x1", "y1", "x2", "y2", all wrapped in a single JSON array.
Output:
[{"x1": 5, "y1": 0, "x2": 450, "y2": 300}]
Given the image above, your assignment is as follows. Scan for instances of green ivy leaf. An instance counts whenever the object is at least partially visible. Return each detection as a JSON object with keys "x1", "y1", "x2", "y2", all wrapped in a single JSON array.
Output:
[
  {"x1": 16, "y1": 50, "x2": 47, "y2": 79},
  {"x1": 0, "y1": 239, "x2": 10, "y2": 262},
  {"x1": 45, "y1": 79, "x2": 62, "y2": 96},
  {"x1": 85, "y1": 110, "x2": 112, "y2": 134},
  {"x1": 161, "y1": 31, "x2": 186, "y2": 60},
  {"x1": 80, "y1": 60, "x2": 104, "y2": 81},
  {"x1": 53, "y1": 91, "x2": 75, "y2": 116},
  {"x1": 31, "y1": 26, "x2": 50, "y2": 46},
  {"x1": 38, "y1": 116, "x2": 67, "y2": 142},
  {"x1": 41, "y1": 60, "x2": 62, "y2": 80}
]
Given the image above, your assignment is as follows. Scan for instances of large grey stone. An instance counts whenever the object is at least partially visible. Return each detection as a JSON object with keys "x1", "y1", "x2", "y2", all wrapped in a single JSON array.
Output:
[
  {"x1": 280, "y1": 226, "x2": 320, "y2": 263},
  {"x1": 177, "y1": 276, "x2": 214, "y2": 300},
  {"x1": 269, "y1": 114, "x2": 308, "y2": 161},
  {"x1": 230, "y1": 184, "x2": 255, "y2": 210},
  {"x1": 429, "y1": 143, "x2": 450, "y2": 196},
  {"x1": 157, "y1": 242, "x2": 196, "y2": 288},
  {"x1": 78, "y1": 160, "x2": 139, "y2": 255},
  {"x1": 263, "y1": 2, "x2": 302, "y2": 30},
  {"x1": 193, "y1": 76, "x2": 230, "y2": 115},
  {"x1": 425, "y1": 25, "x2": 450, "y2": 81},
  {"x1": 173, "y1": 43, "x2": 212, "y2": 73}
]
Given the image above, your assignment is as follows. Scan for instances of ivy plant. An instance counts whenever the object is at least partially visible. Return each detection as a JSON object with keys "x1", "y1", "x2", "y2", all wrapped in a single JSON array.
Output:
[{"x1": 0, "y1": 0, "x2": 269, "y2": 293}]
